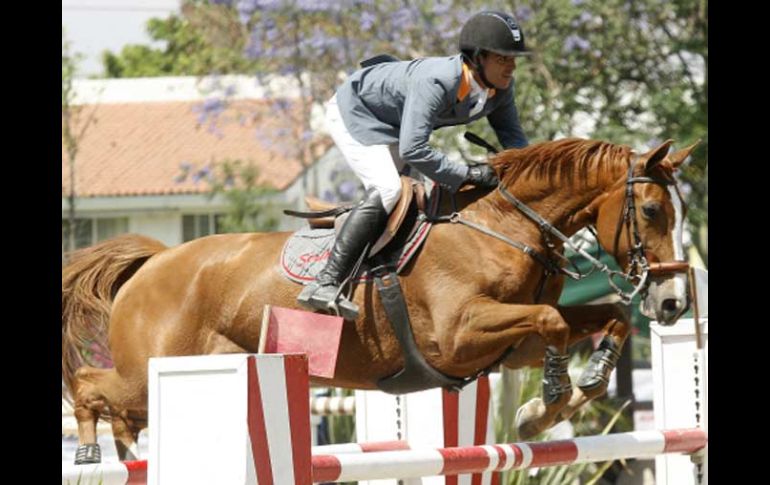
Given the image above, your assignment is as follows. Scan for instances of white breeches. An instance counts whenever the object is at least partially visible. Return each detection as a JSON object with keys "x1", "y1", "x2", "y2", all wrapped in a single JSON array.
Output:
[{"x1": 325, "y1": 95, "x2": 403, "y2": 213}]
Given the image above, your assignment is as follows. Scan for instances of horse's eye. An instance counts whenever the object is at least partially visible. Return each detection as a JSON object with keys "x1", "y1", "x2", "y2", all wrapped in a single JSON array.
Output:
[{"x1": 642, "y1": 203, "x2": 660, "y2": 220}]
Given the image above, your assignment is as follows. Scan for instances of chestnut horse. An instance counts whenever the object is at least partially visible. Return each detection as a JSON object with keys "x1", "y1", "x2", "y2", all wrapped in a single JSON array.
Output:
[{"x1": 62, "y1": 138, "x2": 695, "y2": 463}]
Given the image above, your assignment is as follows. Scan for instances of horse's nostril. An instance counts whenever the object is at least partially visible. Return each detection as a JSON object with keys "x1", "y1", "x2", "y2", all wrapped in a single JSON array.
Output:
[{"x1": 662, "y1": 299, "x2": 679, "y2": 313}]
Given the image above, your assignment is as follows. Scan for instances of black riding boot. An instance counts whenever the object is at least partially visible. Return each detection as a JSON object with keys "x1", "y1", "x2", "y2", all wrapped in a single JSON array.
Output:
[{"x1": 297, "y1": 188, "x2": 389, "y2": 320}]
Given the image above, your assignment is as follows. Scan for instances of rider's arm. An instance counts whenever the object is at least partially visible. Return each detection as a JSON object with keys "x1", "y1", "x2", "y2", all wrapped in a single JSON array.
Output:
[
  {"x1": 487, "y1": 83, "x2": 528, "y2": 149},
  {"x1": 398, "y1": 78, "x2": 469, "y2": 193}
]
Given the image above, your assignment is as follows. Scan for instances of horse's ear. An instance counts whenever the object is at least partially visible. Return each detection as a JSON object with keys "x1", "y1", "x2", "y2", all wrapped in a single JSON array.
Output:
[
  {"x1": 642, "y1": 139, "x2": 674, "y2": 173},
  {"x1": 667, "y1": 139, "x2": 701, "y2": 169}
]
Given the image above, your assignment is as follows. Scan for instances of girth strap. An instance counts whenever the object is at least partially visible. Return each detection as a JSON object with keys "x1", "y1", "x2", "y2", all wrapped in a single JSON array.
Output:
[{"x1": 372, "y1": 264, "x2": 469, "y2": 394}]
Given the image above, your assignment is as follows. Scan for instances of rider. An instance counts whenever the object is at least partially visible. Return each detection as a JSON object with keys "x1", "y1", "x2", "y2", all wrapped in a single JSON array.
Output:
[{"x1": 297, "y1": 11, "x2": 531, "y2": 319}]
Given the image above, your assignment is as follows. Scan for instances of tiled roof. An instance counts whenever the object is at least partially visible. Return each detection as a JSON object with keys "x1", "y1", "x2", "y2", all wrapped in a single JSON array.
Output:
[{"x1": 62, "y1": 98, "x2": 330, "y2": 197}]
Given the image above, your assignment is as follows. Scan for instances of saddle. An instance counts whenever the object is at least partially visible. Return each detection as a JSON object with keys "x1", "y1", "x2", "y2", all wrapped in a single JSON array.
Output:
[{"x1": 299, "y1": 176, "x2": 427, "y2": 257}]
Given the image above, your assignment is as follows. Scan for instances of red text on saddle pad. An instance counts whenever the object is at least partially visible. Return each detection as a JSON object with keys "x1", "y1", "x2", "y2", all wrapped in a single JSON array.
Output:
[{"x1": 262, "y1": 306, "x2": 343, "y2": 379}]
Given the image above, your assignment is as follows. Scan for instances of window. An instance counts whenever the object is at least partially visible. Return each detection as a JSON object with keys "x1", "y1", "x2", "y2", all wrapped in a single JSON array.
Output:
[
  {"x1": 182, "y1": 214, "x2": 225, "y2": 242},
  {"x1": 62, "y1": 217, "x2": 129, "y2": 251}
]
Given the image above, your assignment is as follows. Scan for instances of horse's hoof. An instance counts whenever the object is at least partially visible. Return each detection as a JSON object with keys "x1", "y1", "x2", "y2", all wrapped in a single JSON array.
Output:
[
  {"x1": 515, "y1": 397, "x2": 546, "y2": 440},
  {"x1": 74, "y1": 443, "x2": 102, "y2": 464}
]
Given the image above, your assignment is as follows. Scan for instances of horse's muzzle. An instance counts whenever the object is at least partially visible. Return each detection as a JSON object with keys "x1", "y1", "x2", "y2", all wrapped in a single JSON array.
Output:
[{"x1": 641, "y1": 273, "x2": 689, "y2": 325}]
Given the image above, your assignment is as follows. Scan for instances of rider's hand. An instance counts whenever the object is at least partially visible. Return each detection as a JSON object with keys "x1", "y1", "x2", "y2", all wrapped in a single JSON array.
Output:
[{"x1": 465, "y1": 164, "x2": 499, "y2": 189}]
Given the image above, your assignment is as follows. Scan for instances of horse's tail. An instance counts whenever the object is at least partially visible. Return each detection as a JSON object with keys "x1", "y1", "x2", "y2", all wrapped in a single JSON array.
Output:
[{"x1": 61, "y1": 234, "x2": 167, "y2": 401}]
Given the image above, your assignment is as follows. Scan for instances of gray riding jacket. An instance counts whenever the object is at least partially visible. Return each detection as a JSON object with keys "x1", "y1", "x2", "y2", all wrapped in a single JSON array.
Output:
[{"x1": 336, "y1": 54, "x2": 528, "y2": 193}]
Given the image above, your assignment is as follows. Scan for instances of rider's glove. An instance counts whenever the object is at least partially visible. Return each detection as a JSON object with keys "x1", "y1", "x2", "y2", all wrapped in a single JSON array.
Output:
[{"x1": 464, "y1": 164, "x2": 499, "y2": 189}]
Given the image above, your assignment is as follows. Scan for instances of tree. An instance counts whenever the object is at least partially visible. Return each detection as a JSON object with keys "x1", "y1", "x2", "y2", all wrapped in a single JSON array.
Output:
[
  {"x1": 102, "y1": 7, "x2": 259, "y2": 77},
  {"x1": 175, "y1": 159, "x2": 279, "y2": 233},
  {"x1": 62, "y1": 29, "x2": 98, "y2": 257}
]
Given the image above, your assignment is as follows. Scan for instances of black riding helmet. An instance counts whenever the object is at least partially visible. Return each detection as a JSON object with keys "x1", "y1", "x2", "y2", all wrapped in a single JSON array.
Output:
[{"x1": 459, "y1": 11, "x2": 530, "y2": 88}]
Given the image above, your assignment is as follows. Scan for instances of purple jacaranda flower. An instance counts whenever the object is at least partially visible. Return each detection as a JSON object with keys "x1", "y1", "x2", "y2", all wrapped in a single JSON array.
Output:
[
  {"x1": 202, "y1": 97, "x2": 226, "y2": 113},
  {"x1": 207, "y1": 124, "x2": 225, "y2": 139},
  {"x1": 338, "y1": 180, "x2": 357, "y2": 200},
  {"x1": 515, "y1": 6, "x2": 533, "y2": 23},
  {"x1": 210, "y1": 0, "x2": 234, "y2": 5},
  {"x1": 296, "y1": 0, "x2": 337, "y2": 12},
  {"x1": 359, "y1": 11, "x2": 376, "y2": 31},
  {"x1": 433, "y1": 0, "x2": 451, "y2": 15},
  {"x1": 245, "y1": 33, "x2": 263, "y2": 59},
  {"x1": 391, "y1": 7, "x2": 415, "y2": 29},
  {"x1": 322, "y1": 189, "x2": 335, "y2": 202},
  {"x1": 563, "y1": 34, "x2": 591, "y2": 53},
  {"x1": 192, "y1": 166, "x2": 211, "y2": 184},
  {"x1": 237, "y1": 0, "x2": 260, "y2": 24},
  {"x1": 278, "y1": 65, "x2": 298, "y2": 75},
  {"x1": 271, "y1": 98, "x2": 292, "y2": 111},
  {"x1": 578, "y1": 12, "x2": 594, "y2": 24},
  {"x1": 255, "y1": 129, "x2": 276, "y2": 149},
  {"x1": 309, "y1": 29, "x2": 328, "y2": 50},
  {"x1": 265, "y1": 22, "x2": 280, "y2": 42},
  {"x1": 257, "y1": 0, "x2": 283, "y2": 9},
  {"x1": 633, "y1": 17, "x2": 650, "y2": 31}
]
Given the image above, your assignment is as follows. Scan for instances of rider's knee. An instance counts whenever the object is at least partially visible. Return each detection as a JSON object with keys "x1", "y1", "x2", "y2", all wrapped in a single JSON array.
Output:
[{"x1": 376, "y1": 183, "x2": 402, "y2": 214}]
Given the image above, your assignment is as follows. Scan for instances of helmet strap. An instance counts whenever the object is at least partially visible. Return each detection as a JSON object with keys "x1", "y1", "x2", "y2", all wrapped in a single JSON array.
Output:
[{"x1": 469, "y1": 48, "x2": 496, "y2": 90}]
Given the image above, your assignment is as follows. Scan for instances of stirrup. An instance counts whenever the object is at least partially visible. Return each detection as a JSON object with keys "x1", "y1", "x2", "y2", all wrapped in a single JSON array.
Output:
[
  {"x1": 297, "y1": 282, "x2": 360, "y2": 320},
  {"x1": 326, "y1": 297, "x2": 360, "y2": 321},
  {"x1": 296, "y1": 281, "x2": 321, "y2": 306}
]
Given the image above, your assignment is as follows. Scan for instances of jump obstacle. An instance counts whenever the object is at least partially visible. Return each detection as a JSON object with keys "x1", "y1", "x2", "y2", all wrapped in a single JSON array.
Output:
[{"x1": 63, "y1": 352, "x2": 706, "y2": 484}]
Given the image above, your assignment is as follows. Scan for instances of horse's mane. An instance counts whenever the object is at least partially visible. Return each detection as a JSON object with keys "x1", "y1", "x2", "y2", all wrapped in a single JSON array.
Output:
[{"x1": 490, "y1": 138, "x2": 633, "y2": 187}]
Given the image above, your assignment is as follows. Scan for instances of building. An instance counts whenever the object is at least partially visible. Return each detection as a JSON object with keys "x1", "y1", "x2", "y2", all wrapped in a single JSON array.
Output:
[{"x1": 62, "y1": 75, "x2": 346, "y2": 250}]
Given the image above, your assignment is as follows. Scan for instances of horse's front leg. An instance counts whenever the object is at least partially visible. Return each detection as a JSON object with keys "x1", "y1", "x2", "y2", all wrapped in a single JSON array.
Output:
[
  {"x1": 450, "y1": 299, "x2": 573, "y2": 440},
  {"x1": 555, "y1": 302, "x2": 631, "y2": 423}
]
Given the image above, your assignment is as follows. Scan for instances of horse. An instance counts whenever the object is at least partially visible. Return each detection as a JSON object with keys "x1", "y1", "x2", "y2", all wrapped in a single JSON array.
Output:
[{"x1": 62, "y1": 137, "x2": 696, "y2": 464}]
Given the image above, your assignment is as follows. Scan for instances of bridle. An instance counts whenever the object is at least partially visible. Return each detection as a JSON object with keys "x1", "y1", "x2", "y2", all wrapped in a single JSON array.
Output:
[{"x1": 607, "y1": 156, "x2": 689, "y2": 302}]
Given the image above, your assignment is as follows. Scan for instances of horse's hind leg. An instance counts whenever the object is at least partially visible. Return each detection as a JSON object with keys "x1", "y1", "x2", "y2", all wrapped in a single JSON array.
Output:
[
  {"x1": 554, "y1": 303, "x2": 631, "y2": 423},
  {"x1": 72, "y1": 365, "x2": 143, "y2": 464},
  {"x1": 110, "y1": 410, "x2": 146, "y2": 461}
]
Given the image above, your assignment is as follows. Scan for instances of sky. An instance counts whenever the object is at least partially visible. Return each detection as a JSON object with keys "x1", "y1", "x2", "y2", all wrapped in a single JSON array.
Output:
[{"x1": 62, "y1": 0, "x2": 180, "y2": 78}]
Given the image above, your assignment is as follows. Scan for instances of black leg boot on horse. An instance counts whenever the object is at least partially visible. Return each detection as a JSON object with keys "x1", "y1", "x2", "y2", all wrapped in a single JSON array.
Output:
[{"x1": 297, "y1": 187, "x2": 389, "y2": 320}]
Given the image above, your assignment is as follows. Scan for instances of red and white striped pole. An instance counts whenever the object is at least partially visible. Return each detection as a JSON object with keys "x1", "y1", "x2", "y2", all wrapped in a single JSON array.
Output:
[
  {"x1": 61, "y1": 428, "x2": 704, "y2": 485},
  {"x1": 61, "y1": 441, "x2": 410, "y2": 485},
  {"x1": 61, "y1": 460, "x2": 147, "y2": 485},
  {"x1": 311, "y1": 428, "x2": 706, "y2": 483}
]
